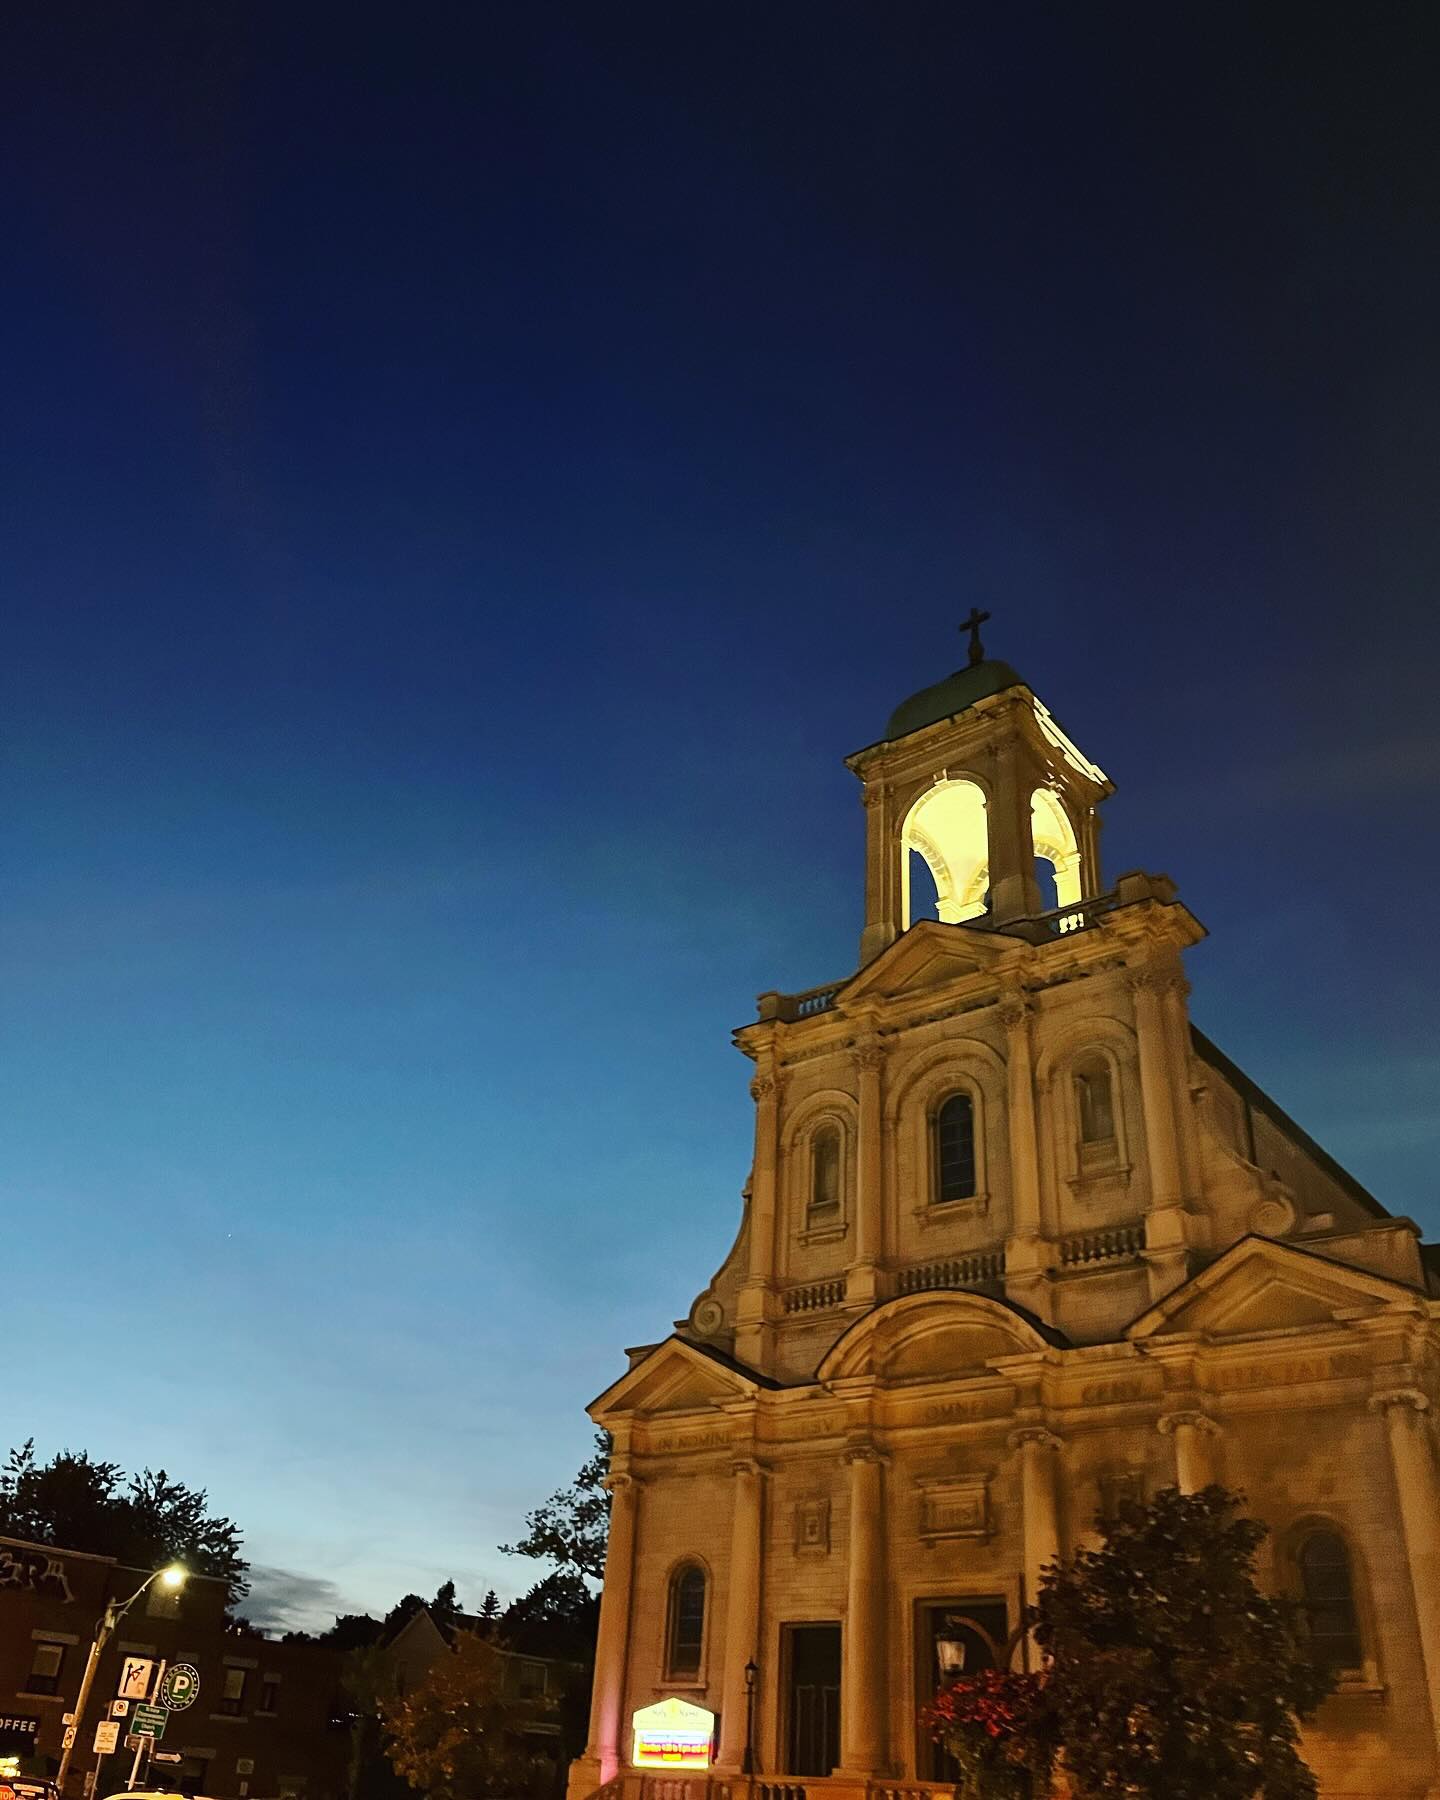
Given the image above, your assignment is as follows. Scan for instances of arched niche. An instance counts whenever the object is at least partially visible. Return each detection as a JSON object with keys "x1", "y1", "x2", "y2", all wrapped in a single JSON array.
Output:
[
  {"x1": 900, "y1": 778, "x2": 990, "y2": 927},
  {"x1": 818, "y1": 1290, "x2": 1057, "y2": 1384},
  {"x1": 1031, "y1": 787, "x2": 1083, "y2": 917}
]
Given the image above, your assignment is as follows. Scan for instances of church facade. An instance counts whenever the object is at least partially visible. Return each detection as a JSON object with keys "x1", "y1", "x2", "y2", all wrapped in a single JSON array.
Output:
[{"x1": 570, "y1": 642, "x2": 1440, "y2": 1800}]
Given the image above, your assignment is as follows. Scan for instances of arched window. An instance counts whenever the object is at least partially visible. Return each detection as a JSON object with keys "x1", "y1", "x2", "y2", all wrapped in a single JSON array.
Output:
[
  {"x1": 934, "y1": 1093, "x2": 977, "y2": 1203},
  {"x1": 1074, "y1": 1060, "x2": 1116, "y2": 1146},
  {"x1": 1297, "y1": 1530, "x2": 1362, "y2": 1672},
  {"x1": 666, "y1": 1565, "x2": 706, "y2": 1679},
  {"x1": 811, "y1": 1126, "x2": 841, "y2": 1217}
]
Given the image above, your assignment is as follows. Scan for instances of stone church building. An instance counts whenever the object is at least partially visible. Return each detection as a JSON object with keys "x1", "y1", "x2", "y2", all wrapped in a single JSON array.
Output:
[{"x1": 569, "y1": 637, "x2": 1440, "y2": 1800}]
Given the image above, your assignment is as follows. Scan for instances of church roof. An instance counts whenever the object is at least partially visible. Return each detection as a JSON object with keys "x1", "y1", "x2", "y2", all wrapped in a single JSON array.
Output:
[{"x1": 884, "y1": 658, "x2": 1027, "y2": 741}]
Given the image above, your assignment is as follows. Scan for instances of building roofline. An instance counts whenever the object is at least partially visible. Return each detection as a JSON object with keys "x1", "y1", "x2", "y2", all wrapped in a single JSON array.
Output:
[{"x1": 1189, "y1": 1026, "x2": 1389, "y2": 1221}]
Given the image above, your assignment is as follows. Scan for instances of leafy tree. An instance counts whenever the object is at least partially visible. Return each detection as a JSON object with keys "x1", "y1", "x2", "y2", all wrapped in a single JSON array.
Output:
[
  {"x1": 0, "y1": 1440, "x2": 249, "y2": 1603},
  {"x1": 430, "y1": 1579, "x2": 461, "y2": 1631},
  {"x1": 1033, "y1": 1485, "x2": 1332, "y2": 1800},
  {"x1": 500, "y1": 1571, "x2": 598, "y2": 1661},
  {"x1": 382, "y1": 1593, "x2": 427, "y2": 1636},
  {"x1": 309, "y1": 1613, "x2": 386, "y2": 1651},
  {"x1": 379, "y1": 1629, "x2": 552, "y2": 1800},
  {"x1": 500, "y1": 1433, "x2": 610, "y2": 1583}
]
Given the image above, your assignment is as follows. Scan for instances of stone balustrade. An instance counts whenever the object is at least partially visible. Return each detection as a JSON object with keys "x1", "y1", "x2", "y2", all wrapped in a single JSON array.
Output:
[{"x1": 1058, "y1": 1224, "x2": 1144, "y2": 1267}]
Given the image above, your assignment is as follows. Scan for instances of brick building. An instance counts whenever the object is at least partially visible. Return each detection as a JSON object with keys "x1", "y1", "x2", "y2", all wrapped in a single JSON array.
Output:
[{"x1": 0, "y1": 1535, "x2": 350, "y2": 1800}]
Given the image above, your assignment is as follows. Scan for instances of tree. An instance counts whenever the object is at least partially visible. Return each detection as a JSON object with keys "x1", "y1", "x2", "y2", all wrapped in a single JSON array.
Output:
[
  {"x1": 380, "y1": 1629, "x2": 552, "y2": 1800},
  {"x1": 477, "y1": 1590, "x2": 502, "y2": 1634},
  {"x1": 500, "y1": 1571, "x2": 599, "y2": 1661},
  {"x1": 500, "y1": 1433, "x2": 611, "y2": 1583},
  {"x1": 1033, "y1": 1485, "x2": 1332, "y2": 1800},
  {"x1": 0, "y1": 1440, "x2": 249, "y2": 1604},
  {"x1": 430, "y1": 1579, "x2": 461, "y2": 1631}
]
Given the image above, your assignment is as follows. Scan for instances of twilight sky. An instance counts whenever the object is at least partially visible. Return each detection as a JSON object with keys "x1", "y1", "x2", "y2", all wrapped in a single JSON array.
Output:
[{"x1": 3, "y1": 4, "x2": 1438, "y2": 1633}]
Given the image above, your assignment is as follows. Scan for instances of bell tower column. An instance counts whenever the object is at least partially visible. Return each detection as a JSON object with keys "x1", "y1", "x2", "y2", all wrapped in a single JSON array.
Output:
[
  {"x1": 859, "y1": 780, "x2": 900, "y2": 965},
  {"x1": 986, "y1": 739, "x2": 1045, "y2": 924}
]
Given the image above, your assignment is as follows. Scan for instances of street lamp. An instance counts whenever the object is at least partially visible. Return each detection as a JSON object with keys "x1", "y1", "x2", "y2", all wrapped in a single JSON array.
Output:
[
  {"x1": 742, "y1": 1658, "x2": 758, "y2": 1776},
  {"x1": 56, "y1": 1563, "x2": 188, "y2": 1794}
]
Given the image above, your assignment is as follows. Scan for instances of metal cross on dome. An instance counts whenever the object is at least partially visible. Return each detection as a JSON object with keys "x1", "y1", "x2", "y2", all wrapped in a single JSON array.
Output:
[{"x1": 960, "y1": 606, "x2": 991, "y2": 666}]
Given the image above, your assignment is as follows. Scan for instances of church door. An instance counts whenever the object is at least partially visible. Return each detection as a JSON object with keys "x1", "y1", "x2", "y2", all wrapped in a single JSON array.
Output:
[
  {"x1": 915, "y1": 1598, "x2": 1009, "y2": 1780},
  {"x1": 784, "y1": 1623, "x2": 841, "y2": 1776}
]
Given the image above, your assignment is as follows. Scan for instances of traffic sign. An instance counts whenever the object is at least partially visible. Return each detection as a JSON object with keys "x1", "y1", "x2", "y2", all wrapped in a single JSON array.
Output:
[
  {"x1": 129, "y1": 1705, "x2": 167, "y2": 1741},
  {"x1": 92, "y1": 1723, "x2": 120, "y2": 1756},
  {"x1": 118, "y1": 1659, "x2": 155, "y2": 1701},
  {"x1": 152, "y1": 1752, "x2": 183, "y2": 1765},
  {"x1": 61, "y1": 1728, "x2": 76, "y2": 1752},
  {"x1": 159, "y1": 1665, "x2": 199, "y2": 1712},
  {"x1": 110, "y1": 1701, "x2": 129, "y2": 1719}
]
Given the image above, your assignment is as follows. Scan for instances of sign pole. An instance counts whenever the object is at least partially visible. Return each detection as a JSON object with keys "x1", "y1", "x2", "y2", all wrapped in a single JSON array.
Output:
[{"x1": 127, "y1": 1661, "x2": 167, "y2": 1788}]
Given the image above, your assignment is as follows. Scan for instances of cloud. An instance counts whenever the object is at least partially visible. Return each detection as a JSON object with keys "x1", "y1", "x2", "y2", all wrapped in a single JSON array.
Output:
[{"x1": 236, "y1": 1565, "x2": 360, "y2": 1635}]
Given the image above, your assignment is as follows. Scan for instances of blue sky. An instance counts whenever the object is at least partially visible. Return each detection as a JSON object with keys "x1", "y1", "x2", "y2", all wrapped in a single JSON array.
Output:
[{"x1": 2, "y1": 4, "x2": 1437, "y2": 1631}]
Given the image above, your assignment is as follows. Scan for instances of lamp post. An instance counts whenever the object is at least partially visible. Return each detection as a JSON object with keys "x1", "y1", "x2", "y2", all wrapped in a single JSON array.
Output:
[
  {"x1": 56, "y1": 1562, "x2": 187, "y2": 1796},
  {"x1": 742, "y1": 1658, "x2": 758, "y2": 1776}
]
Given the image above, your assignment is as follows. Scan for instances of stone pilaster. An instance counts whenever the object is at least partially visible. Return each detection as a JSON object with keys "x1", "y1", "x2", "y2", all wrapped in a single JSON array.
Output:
[
  {"x1": 583, "y1": 1472, "x2": 640, "y2": 1783},
  {"x1": 1000, "y1": 995, "x2": 1047, "y2": 1316},
  {"x1": 716, "y1": 1459, "x2": 766, "y2": 1770},
  {"x1": 736, "y1": 1059, "x2": 784, "y2": 1368},
  {"x1": 840, "y1": 1444, "x2": 888, "y2": 1775},
  {"x1": 1129, "y1": 968, "x2": 1188, "y2": 1297},
  {"x1": 848, "y1": 1037, "x2": 885, "y2": 1307},
  {"x1": 1372, "y1": 1389, "x2": 1440, "y2": 1756},
  {"x1": 1157, "y1": 1410, "x2": 1221, "y2": 1493},
  {"x1": 1009, "y1": 1427, "x2": 1063, "y2": 1615}
]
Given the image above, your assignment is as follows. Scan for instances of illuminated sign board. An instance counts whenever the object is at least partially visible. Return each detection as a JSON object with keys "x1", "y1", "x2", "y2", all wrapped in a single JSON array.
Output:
[{"x1": 631, "y1": 1697, "x2": 715, "y2": 1769}]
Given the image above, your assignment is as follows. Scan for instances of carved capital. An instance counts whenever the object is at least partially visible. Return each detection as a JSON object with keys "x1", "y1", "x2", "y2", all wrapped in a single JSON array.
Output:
[
  {"x1": 998, "y1": 994, "x2": 1032, "y2": 1033},
  {"x1": 852, "y1": 1038, "x2": 886, "y2": 1074},
  {"x1": 1157, "y1": 1410, "x2": 1221, "y2": 1438},
  {"x1": 1370, "y1": 1387, "x2": 1431, "y2": 1417},
  {"x1": 1125, "y1": 967, "x2": 1161, "y2": 997},
  {"x1": 861, "y1": 783, "x2": 885, "y2": 809},
  {"x1": 730, "y1": 1456, "x2": 766, "y2": 1481},
  {"x1": 1007, "y1": 1426, "x2": 1062, "y2": 1454},
  {"x1": 602, "y1": 1471, "x2": 640, "y2": 1496},
  {"x1": 844, "y1": 1440, "x2": 889, "y2": 1468},
  {"x1": 750, "y1": 1073, "x2": 783, "y2": 1104}
]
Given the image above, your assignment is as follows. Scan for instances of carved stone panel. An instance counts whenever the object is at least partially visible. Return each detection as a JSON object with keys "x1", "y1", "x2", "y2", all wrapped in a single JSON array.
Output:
[
  {"x1": 917, "y1": 1472, "x2": 991, "y2": 1544},
  {"x1": 793, "y1": 1497, "x2": 831, "y2": 1557}
]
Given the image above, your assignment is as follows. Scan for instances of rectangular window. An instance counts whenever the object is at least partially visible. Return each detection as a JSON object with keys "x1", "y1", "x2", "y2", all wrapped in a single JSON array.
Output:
[
  {"x1": 517, "y1": 1661, "x2": 547, "y2": 1699},
  {"x1": 219, "y1": 1666, "x2": 248, "y2": 1715},
  {"x1": 25, "y1": 1642, "x2": 65, "y2": 1696},
  {"x1": 258, "y1": 1676, "x2": 281, "y2": 1714},
  {"x1": 935, "y1": 1095, "x2": 976, "y2": 1202}
]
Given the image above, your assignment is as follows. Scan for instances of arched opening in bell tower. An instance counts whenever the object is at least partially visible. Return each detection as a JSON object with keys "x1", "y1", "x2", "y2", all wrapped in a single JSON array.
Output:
[
  {"x1": 900, "y1": 779, "x2": 989, "y2": 927},
  {"x1": 1030, "y1": 787, "x2": 1083, "y2": 918}
]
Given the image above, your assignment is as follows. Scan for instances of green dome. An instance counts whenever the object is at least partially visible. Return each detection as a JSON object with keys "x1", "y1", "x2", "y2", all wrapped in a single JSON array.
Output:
[{"x1": 885, "y1": 659, "x2": 1027, "y2": 741}]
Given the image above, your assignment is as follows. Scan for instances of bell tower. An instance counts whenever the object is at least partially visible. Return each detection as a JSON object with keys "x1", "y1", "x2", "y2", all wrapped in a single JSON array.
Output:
[{"x1": 846, "y1": 614, "x2": 1113, "y2": 963}]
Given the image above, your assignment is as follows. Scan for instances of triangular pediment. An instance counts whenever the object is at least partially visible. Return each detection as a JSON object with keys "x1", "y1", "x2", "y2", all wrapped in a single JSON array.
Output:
[
  {"x1": 843, "y1": 920, "x2": 1017, "y2": 1006},
  {"x1": 1128, "y1": 1237, "x2": 1416, "y2": 1343},
  {"x1": 590, "y1": 1337, "x2": 760, "y2": 1422}
]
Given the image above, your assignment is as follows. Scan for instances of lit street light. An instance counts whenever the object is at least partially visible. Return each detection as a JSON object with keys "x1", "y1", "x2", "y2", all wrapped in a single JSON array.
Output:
[{"x1": 56, "y1": 1562, "x2": 187, "y2": 1795}]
